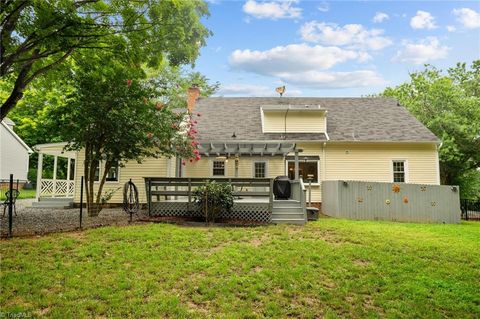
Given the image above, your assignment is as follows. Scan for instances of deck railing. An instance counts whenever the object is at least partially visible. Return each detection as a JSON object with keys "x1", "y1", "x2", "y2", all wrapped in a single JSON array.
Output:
[
  {"x1": 39, "y1": 179, "x2": 75, "y2": 198},
  {"x1": 144, "y1": 177, "x2": 274, "y2": 222}
]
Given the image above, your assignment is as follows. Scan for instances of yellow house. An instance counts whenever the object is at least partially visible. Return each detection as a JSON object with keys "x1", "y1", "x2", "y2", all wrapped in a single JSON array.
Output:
[{"x1": 34, "y1": 97, "x2": 440, "y2": 221}]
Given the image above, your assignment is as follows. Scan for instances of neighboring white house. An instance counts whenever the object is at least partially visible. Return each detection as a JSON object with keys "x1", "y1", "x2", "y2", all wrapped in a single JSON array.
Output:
[{"x1": 0, "y1": 118, "x2": 33, "y2": 180}]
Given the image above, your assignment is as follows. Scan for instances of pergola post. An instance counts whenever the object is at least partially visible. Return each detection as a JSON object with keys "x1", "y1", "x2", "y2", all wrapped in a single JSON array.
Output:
[
  {"x1": 294, "y1": 150, "x2": 299, "y2": 180},
  {"x1": 36, "y1": 153, "x2": 43, "y2": 201},
  {"x1": 52, "y1": 155, "x2": 58, "y2": 198}
]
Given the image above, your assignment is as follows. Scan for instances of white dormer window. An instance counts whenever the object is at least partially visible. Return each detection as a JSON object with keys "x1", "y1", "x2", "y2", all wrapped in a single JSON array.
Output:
[{"x1": 261, "y1": 105, "x2": 327, "y2": 133}]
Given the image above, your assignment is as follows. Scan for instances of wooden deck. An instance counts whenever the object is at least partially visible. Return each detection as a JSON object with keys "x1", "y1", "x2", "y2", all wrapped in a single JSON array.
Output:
[
  {"x1": 144, "y1": 177, "x2": 274, "y2": 222},
  {"x1": 143, "y1": 177, "x2": 307, "y2": 224}
]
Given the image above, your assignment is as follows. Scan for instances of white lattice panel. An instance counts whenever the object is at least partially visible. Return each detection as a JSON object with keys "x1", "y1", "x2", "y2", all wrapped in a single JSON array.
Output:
[
  {"x1": 67, "y1": 181, "x2": 75, "y2": 197},
  {"x1": 40, "y1": 179, "x2": 75, "y2": 197},
  {"x1": 40, "y1": 180, "x2": 54, "y2": 196}
]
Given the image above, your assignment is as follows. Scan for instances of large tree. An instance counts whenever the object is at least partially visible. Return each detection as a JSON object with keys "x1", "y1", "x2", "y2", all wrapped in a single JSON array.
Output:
[
  {"x1": 49, "y1": 52, "x2": 212, "y2": 216},
  {"x1": 0, "y1": 0, "x2": 211, "y2": 120},
  {"x1": 382, "y1": 61, "x2": 480, "y2": 198}
]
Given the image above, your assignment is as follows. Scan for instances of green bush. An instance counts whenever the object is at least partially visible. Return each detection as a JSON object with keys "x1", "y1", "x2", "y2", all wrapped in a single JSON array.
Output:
[{"x1": 193, "y1": 180, "x2": 234, "y2": 223}]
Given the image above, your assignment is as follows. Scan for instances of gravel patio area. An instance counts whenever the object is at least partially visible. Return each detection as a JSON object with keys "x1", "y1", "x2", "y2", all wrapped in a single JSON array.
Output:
[{"x1": 0, "y1": 199, "x2": 147, "y2": 237}]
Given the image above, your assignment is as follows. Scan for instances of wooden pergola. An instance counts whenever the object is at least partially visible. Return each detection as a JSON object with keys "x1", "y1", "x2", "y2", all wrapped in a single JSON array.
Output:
[{"x1": 196, "y1": 142, "x2": 303, "y2": 179}]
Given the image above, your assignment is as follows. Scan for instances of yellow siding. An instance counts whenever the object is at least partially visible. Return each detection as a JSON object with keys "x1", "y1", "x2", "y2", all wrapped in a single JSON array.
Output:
[
  {"x1": 183, "y1": 156, "x2": 285, "y2": 178},
  {"x1": 183, "y1": 143, "x2": 324, "y2": 202},
  {"x1": 263, "y1": 111, "x2": 326, "y2": 133},
  {"x1": 72, "y1": 142, "x2": 439, "y2": 204},
  {"x1": 73, "y1": 150, "x2": 170, "y2": 203},
  {"x1": 324, "y1": 143, "x2": 439, "y2": 185}
]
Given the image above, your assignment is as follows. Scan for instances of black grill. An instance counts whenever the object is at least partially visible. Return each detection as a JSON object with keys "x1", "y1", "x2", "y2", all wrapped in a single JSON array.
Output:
[{"x1": 273, "y1": 176, "x2": 291, "y2": 200}]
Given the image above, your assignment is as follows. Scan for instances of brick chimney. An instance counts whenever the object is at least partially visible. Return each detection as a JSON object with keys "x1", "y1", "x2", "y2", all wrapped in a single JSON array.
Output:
[{"x1": 187, "y1": 85, "x2": 200, "y2": 113}]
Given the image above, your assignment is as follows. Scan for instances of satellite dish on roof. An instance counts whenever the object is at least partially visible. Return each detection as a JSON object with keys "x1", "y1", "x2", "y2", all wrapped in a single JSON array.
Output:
[{"x1": 276, "y1": 86, "x2": 285, "y2": 97}]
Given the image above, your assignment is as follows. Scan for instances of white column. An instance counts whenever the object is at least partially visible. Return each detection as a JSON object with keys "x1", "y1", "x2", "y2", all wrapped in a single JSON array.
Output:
[
  {"x1": 36, "y1": 153, "x2": 43, "y2": 201},
  {"x1": 66, "y1": 157, "x2": 71, "y2": 197},
  {"x1": 52, "y1": 155, "x2": 58, "y2": 198},
  {"x1": 67, "y1": 158, "x2": 71, "y2": 181}
]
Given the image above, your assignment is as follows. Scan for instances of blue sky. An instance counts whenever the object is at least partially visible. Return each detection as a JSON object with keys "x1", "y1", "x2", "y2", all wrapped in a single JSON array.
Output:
[{"x1": 190, "y1": 0, "x2": 480, "y2": 97}]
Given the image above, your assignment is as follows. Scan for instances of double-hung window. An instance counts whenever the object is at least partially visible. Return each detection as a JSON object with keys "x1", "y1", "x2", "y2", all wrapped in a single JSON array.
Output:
[
  {"x1": 212, "y1": 161, "x2": 225, "y2": 176},
  {"x1": 254, "y1": 162, "x2": 267, "y2": 178},
  {"x1": 393, "y1": 160, "x2": 406, "y2": 183}
]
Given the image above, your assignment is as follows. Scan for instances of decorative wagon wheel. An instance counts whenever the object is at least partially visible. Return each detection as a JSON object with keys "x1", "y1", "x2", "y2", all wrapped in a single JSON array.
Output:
[{"x1": 123, "y1": 179, "x2": 140, "y2": 222}]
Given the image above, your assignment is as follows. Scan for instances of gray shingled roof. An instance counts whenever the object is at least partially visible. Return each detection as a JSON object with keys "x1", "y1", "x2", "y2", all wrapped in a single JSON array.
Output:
[{"x1": 191, "y1": 97, "x2": 439, "y2": 143}]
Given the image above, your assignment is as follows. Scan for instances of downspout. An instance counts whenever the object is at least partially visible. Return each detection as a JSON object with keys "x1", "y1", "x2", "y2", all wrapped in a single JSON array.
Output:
[
  {"x1": 322, "y1": 142, "x2": 327, "y2": 183},
  {"x1": 436, "y1": 142, "x2": 442, "y2": 185}
]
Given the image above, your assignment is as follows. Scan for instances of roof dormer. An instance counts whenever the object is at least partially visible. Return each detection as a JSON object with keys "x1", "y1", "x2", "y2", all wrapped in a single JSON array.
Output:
[{"x1": 261, "y1": 105, "x2": 327, "y2": 133}]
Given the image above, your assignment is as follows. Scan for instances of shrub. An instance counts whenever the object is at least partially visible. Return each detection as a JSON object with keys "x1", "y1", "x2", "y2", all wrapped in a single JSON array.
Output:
[{"x1": 193, "y1": 180, "x2": 234, "y2": 223}]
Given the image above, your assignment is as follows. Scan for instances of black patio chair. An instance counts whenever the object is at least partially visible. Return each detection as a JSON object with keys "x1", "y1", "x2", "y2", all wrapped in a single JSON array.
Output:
[{"x1": 2, "y1": 189, "x2": 20, "y2": 217}]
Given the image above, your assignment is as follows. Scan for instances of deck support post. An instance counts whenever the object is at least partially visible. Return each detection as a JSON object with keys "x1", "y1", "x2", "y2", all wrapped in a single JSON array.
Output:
[
  {"x1": 187, "y1": 178, "x2": 191, "y2": 212},
  {"x1": 294, "y1": 150, "x2": 299, "y2": 180}
]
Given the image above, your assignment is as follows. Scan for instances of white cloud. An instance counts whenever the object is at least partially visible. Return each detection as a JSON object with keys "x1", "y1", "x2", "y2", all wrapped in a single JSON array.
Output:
[
  {"x1": 300, "y1": 21, "x2": 392, "y2": 50},
  {"x1": 229, "y1": 44, "x2": 371, "y2": 74},
  {"x1": 446, "y1": 25, "x2": 456, "y2": 32},
  {"x1": 274, "y1": 70, "x2": 386, "y2": 88},
  {"x1": 373, "y1": 12, "x2": 389, "y2": 23},
  {"x1": 318, "y1": 2, "x2": 329, "y2": 12},
  {"x1": 410, "y1": 10, "x2": 437, "y2": 29},
  {"x1": 218, "y1": 84, "x2": 302, "y2": 96},
  {"x1": 242, "y1": 0, "x2": 302, "y2": 20},
  {"x1": 453, "y1": 8, "x2": 480, "y2": 29},
  {"x1": 228, "y1": 44, "x2": 385, "y2": 89},
  {"x1": 392, "y1": 37, "x2": 449, "y2": 65}
]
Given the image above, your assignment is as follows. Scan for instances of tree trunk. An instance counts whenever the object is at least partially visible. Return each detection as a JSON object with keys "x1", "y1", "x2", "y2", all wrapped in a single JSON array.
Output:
[
  {"x1": 87, "y1": 158, "x2": 99, "y2": 217},
  {"x1": 92, "y1": 161, "x2": 111, "y2": 216}
]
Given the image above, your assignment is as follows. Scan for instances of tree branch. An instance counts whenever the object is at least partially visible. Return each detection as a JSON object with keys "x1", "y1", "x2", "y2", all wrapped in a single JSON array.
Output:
[{"x1": 0, "y1": 58, "x2": 34, "y2": 120}]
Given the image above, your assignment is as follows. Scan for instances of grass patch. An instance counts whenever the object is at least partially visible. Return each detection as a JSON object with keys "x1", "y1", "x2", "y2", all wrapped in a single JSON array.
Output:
[
  {"x1": 0, "y1": 189, "x2": 36, "y2": 201},
  {"x1": 1, "y1": 219, "x2": 479, "y2": 318}
]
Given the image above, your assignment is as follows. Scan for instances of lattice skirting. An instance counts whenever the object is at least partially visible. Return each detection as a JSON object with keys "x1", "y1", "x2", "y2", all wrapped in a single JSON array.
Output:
[{"x1": 149, "y1": 202, "x2": 272, "y2": 223}]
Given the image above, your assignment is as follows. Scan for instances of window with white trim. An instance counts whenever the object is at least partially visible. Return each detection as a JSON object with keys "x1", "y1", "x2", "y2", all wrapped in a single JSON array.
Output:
[
  {"x1": 212, "y1": 161, "x2": 225, "y2": 176},
  {"x1": 287, "y1": 160, "x2": 319, "y2": 183},
  {"x1": 106, "y1": 164, "x2": 119, "y2": 182},
  {"x1": 393, "y1": 160, "x2": 406, "y2": 182},
  {"x1": 254, "y1": 162, "x2": 267, "y2": 178},
  {"x1": 94, "y1": 165, "x2": 100, "y2": 182}
]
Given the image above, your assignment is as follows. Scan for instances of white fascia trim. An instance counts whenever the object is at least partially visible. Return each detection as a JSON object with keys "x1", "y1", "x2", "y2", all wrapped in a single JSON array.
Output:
[
  {"x1": 260, "y1": 107, "x2": 265, "y2": 133},
  {"x1": 1, "y1": 121, "x2": 33, "y2": 153}
]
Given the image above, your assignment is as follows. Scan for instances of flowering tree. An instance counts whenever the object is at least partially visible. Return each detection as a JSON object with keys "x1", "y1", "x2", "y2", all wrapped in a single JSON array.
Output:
[{"x1": 50, "y1": 53, "x2": 209, "y2": 216}]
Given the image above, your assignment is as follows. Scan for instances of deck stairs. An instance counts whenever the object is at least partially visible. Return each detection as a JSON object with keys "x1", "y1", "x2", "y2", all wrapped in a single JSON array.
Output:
[{"x1": 272, "y1": 199, "x2": 306, "y2": 225}]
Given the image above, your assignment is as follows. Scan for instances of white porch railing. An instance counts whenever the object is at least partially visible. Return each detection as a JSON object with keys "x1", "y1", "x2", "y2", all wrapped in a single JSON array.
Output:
[{"x1": 40, "y1": 179, "x2": 75, "y2": 198}]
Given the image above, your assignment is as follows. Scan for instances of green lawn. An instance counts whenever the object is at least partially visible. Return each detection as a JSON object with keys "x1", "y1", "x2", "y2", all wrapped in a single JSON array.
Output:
[
  {"x1": 1, "y1": 219, "x2": 479, "y2": 318},
  {"x1": 0, "y1": 189, "x2": 36, "y2": 201}
]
